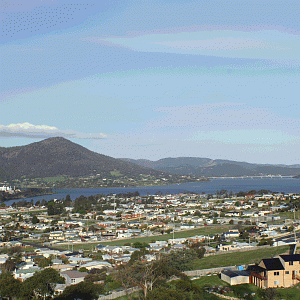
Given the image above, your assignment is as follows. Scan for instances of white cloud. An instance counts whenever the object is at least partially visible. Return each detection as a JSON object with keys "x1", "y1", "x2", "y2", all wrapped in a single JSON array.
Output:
[{"x1": 0, "y1": 122, "x2": 107, "y2": 139}]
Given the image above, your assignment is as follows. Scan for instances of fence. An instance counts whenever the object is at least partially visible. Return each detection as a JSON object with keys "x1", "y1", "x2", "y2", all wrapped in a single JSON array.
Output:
[
  {"x1": 98, "y1": 265, "x2": 245, "y2": 299},
  {"x1": 204, "y1": 244, "x2": 271, "y2": 257},
  {"x1": 98, "y1": 287, "x2": 140, "y2": 300},
  {"x1": 183, "y1": 265, "x2": 246, "y2": 277}
]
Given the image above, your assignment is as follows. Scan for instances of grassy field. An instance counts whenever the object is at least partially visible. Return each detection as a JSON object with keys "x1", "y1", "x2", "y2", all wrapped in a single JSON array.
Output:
[
  {"x1": 40, "y1": 175, "x2": 67, "y2": 183},
  {"x1": 193, "y1": 275, "x2": 300, "y2": 300},
  {"x1": 192, "y1": 245, "x2": 290, "y2": 269},
  {"x1": 54, "y1": 226, "x2": 231, "y2": 251},
  {"x1": 110, "y1": 171, "x2": 122, "y2": 176},
  {"x1": 98, "y1": 226, "x2": 231, "y2": 246}
]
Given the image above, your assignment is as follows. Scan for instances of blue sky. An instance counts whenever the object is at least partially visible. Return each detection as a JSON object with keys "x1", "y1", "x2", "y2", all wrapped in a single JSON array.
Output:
[{"x1": 1, "y1": 0, "x2": 300, "y2": 164}]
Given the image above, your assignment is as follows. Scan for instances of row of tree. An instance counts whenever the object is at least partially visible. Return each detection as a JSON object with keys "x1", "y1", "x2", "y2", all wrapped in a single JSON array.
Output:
[{"x1": 0, "y1": 268, "x2": 104, "y2": 300}]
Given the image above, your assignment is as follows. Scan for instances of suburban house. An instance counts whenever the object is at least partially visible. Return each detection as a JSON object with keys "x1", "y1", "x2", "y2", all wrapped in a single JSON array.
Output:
[
  {"x1": 60, "y1": 270, "x2": 88, "y2": 285},
  {"x1": 250, "y1": 254, "x2": 300, "y2": 288}
]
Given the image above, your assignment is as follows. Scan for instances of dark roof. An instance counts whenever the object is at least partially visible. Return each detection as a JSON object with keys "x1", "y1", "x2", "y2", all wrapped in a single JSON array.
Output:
[
  {"x1": 65, "y1": 252, "x2": 81, "y2": 257},
  {"x1": 280, "y1": 254, "x2": 300, "y2": 262},
  {"x1": 222, "y1": 269, "x2": 250, "y2": 278},
  {"x1": 262, "y1": 258, "x2": 284, "y2": 271},
  {"x1": 247, "y1": 265, "x2": 265, "y2": 273}
]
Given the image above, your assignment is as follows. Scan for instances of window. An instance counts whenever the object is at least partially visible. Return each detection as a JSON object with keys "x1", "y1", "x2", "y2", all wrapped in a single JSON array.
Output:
[
  {"x1": 71, "y1": 279, "x2": 76, "y2": 283},
  {"x1": 274, "y1": 272, "x2": 279, "y2": 276},
  {"x1": 289, "y1": 261, "x2": 294, "y2": 265},
  {"x1": 274, "y1": 281, "x2": 279, "y2": 285},
  {"x1": 285, "y1": 271, "x2": 289, "y2": 274}
]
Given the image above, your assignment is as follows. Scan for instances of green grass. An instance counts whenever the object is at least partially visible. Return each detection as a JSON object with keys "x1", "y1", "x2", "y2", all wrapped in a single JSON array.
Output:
[
  {"x1": 277, "y1": 285, "x2": 300, "y2": 300},
  {"x1": 99, "y1": 226, "x2": 232, "y2": 246},
  {"x1": 192, "y1": 245, "x2": 290, "y2": 270},
  {"x1": 192, "y1": 275, "x2": 227, "y2": 288},
  {"x1": 54, "y1": 243, "x2": 98, "y2": 252},
  {"x1": 110, "y1": 171, "x2": 122, "y2": 177},
  {"x1": 53, "y1": 226, "x2": 231, "y2": 250},
  {"x1": 193, "y1": 275, "x2": 300, "y2": 300},
  {"x1": 40, "y1": 176, "x2": 67, "y2": 183}
]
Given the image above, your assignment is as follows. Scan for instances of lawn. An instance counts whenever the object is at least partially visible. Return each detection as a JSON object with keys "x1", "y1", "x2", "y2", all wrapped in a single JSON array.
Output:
[
  {"x1": 192, "y1": 275, "x2": 227, "y2": 288},
  {"x1": 193, "y1": 275, "x2": 300, "y2": 300},
  {"x1": 192, "y1": 245, "x2": 290, "y2": 269},
  {"x1": 110, "y1": 171, "x2": 122, "y2": 176},
  {"x1": 98, "y1": 225, "x2": 232, "y2": 246},
  {"x1": 53, "y1": 225, "x2": 231, "y2": 250}
]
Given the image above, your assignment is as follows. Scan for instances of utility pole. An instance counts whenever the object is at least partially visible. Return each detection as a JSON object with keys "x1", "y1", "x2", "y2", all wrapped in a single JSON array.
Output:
[{"x1": 173, "y1": 224, "x2": 175, "y2": 240}]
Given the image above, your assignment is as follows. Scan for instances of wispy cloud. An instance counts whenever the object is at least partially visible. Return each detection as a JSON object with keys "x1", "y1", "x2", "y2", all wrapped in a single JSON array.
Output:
[
  {"x1": 145, "y1": 103, "x2": 300, "y2": 145},
  {"x1": 87, "y1": 29, "x2": 300, "y2": 60},
  {"x1": 0, "y1": 122, "x2": 107, "y2": 139}
]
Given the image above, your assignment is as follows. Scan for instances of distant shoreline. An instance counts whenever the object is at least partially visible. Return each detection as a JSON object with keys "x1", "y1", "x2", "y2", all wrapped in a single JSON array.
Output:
[
  {"x1": 208, "y1": 175, "x2": 295, "y2": 179},
  {"x1": 0, "y1": 188, "x2": 53, "y2": 202}
]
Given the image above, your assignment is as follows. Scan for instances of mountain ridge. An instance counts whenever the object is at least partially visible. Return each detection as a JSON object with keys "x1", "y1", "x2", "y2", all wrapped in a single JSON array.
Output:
[
  {"x1": 120, "y1": 157, "x2": 300, "y2": 177},
  {"x1": 0, "y1": 137, "x2": 167, "y2": 180}
]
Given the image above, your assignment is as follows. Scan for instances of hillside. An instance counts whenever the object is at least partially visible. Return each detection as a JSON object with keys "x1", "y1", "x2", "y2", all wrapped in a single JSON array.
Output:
[
  {"x1": 0, "y1": 137, "x2": 168, "y2": 181},
  {"x1": 121, "y1": 157, "x2": 300, "y2": 177}
]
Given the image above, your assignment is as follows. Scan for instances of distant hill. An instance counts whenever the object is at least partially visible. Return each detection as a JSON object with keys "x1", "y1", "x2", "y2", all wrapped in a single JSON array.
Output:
[
  {"x1": 0, "y1": 137, "x2": 167, "y2": 180},
  {"x1": 121, "y1": 157, "x2": 300, "y2": 177}
]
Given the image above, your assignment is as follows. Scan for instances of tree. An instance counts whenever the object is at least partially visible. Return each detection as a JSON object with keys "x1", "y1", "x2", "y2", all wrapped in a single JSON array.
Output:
[
  {"x1": 258, "y1": 238, "x2": 273, "y2": 246},
  {"x1": 133, "y1": 241, "x2": 149, "y2": 249},
  {"x1": 130, "y1": 250, "x2": 144, "y2": 264},
  {"x1": 79, "y1": 267, "x2": 89, "y2": 273},
  {"x1": 65, "y1": 194, "x2": 72, "y2": 206},
  {"x1": 36, "y1": 257, "x2": 52, "y2": 268},
  {"x1": 240, "y1": 231, "x2": 249, "y2": 240},
  {"x1": 2, "y1": 258, "x2": 16, "y2": 272},
  {"x1": 21, "y1": 268, "x2": 65, "y2": 299},
  {"x1": 146, "y1": 278, "x2": 204, "y2": 300},
  {"x1": 165, "y1": 249, "x2": 198, "y2": 271},
  {"x1": 114, "y1": 257, "x2": 181, "y2": 299},
  {"x1": 0, "y1": 272, "x2": 21, "y2": 300},
  {"x1": 54, "y1": 281, "x2": 103, "y2": 300},
  {"x1": 32, "y1": 215, "x2": 39, "y2": 224}
]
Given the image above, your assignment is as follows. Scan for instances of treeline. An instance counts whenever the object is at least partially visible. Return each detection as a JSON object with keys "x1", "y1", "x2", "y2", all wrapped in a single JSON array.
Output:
[
  {"x1": 0, "y1": 188, "x2": 52, "y2": 203},
  {"x1": 236, "y1": 190, "x2": 275, "y2": 197},
  {"x1": 0, "y1": 268, "x2": 104, "y2": 300},
  {"x1": 0, "y1": 246, "x2": 207, "y2": 300}
]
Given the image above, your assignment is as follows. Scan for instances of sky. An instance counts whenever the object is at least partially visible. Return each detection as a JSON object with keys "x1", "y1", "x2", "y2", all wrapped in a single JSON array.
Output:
[{"x1": 0, "y1": 0, "x2": 300, "y2": 164}]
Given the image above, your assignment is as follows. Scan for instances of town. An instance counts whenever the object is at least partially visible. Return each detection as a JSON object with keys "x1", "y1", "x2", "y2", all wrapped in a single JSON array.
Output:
[{"x1": 1, "y1": 187, "x2": 300, "y2": 299}]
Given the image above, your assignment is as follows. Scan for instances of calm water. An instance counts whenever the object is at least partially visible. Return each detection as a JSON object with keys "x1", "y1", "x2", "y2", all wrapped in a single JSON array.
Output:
[{"x1": 6, "y1": 177, "x2": 300, "y2": 206}]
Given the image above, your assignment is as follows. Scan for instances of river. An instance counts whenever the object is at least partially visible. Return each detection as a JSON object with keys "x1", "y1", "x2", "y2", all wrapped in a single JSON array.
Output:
[{"x1": 5, "y1": 177, "x2": 300, "y2": 206}]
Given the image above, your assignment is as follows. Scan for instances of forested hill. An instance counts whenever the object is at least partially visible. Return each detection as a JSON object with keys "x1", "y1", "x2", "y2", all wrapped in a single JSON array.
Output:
[
  {"x1": 121, "y1": 157, "x2": 300, "y2": 178},
  {"x1": 0, "y1": 137, "x2": 167, "y2": 180}
]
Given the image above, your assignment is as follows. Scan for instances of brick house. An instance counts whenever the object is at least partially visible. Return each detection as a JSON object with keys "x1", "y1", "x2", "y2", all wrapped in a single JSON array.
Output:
[{"x1": 250, "y1": 254, "x2": 300, "y2": 288}]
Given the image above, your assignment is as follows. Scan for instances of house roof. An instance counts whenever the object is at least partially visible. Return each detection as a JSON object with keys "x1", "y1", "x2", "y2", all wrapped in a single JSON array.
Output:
[
  {"x1": 222, "y1": 269, "x2": 250, "y2": 278},
  {"x1": 279, "y1": 254, "x2": 300, "y2": 262},
  {"x1": 61, "y1": 270, "x2": 88, "y2": 278},
  {"x1": 262, "y1": 258, "x2": 284, "y2": 270}
]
